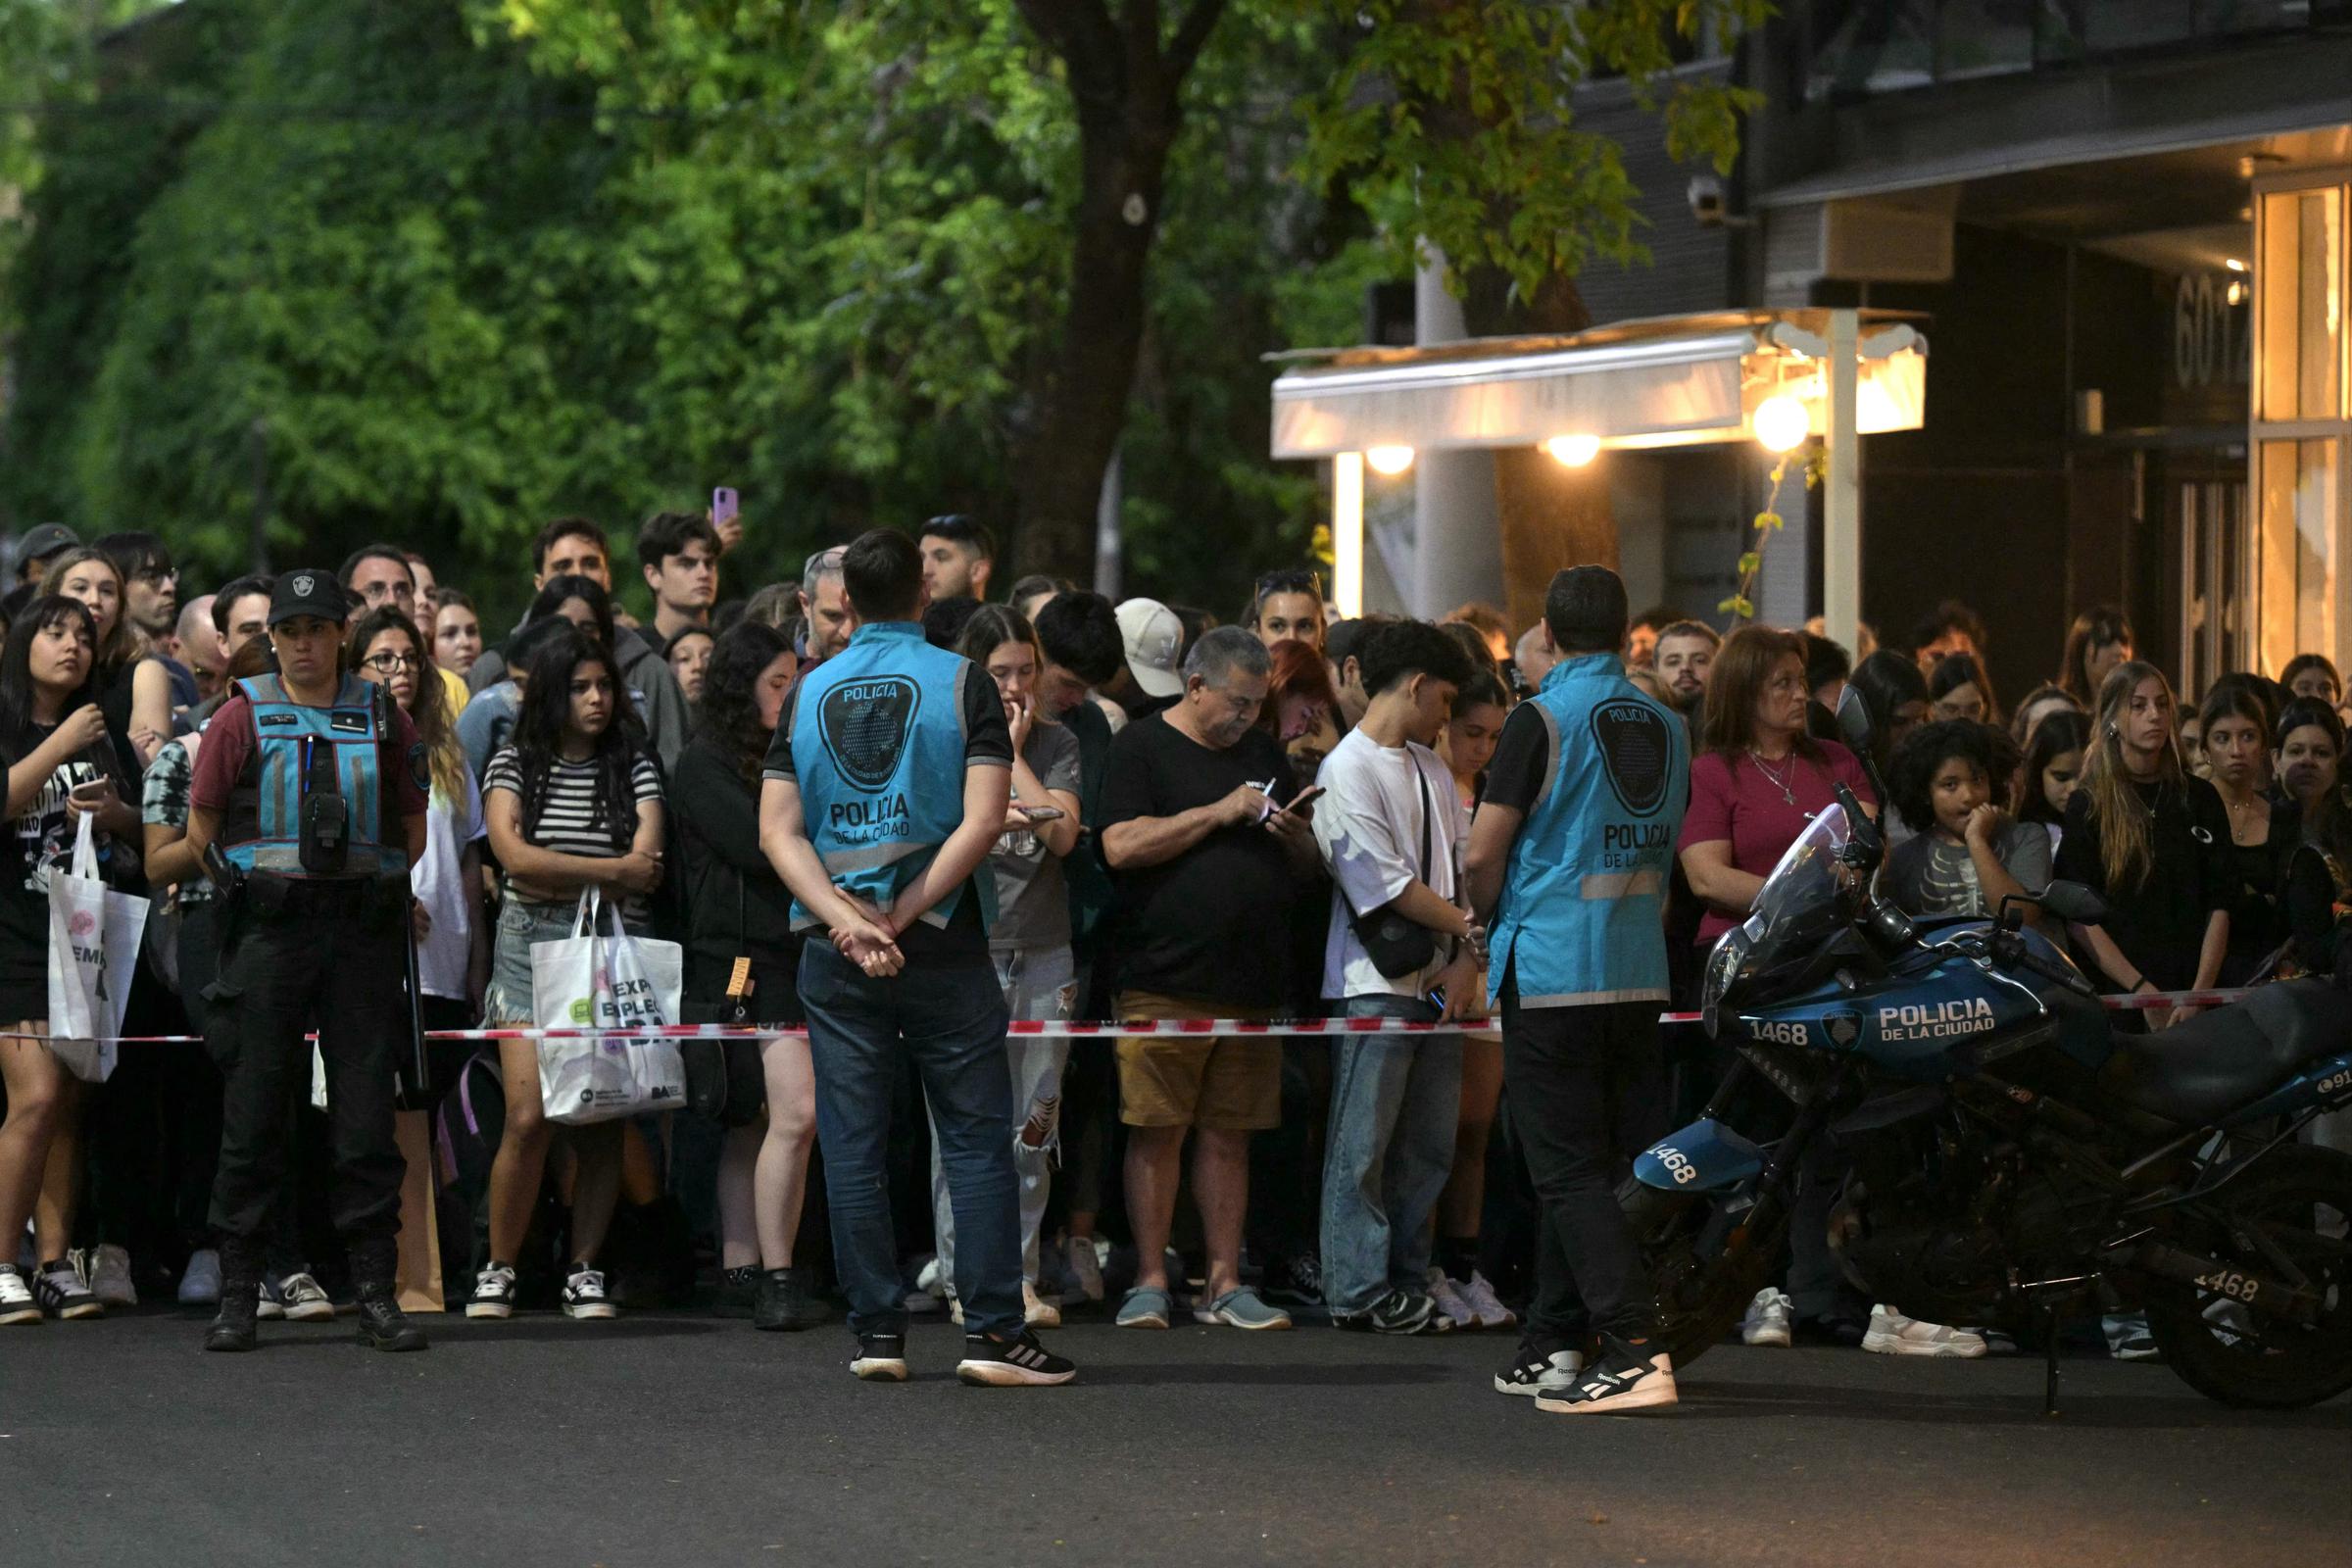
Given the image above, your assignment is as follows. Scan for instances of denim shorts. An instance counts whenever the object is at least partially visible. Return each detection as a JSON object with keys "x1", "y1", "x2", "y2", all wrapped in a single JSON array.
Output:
[{"x1": 483, "y1": 897, "x2": 647, "y2": 1026}]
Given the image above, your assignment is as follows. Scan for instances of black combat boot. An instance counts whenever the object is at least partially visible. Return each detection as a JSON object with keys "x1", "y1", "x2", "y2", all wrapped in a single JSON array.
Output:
[
  {"x1": 348, "y1": 1235, "x2": 428, "y2": 1352},
  {"x1": 204, "y1": 1236, "x2": 265, "y2": 1353},
  {"x1": 753, "y1": 1266, "x2": 831, "y2": 1332}
]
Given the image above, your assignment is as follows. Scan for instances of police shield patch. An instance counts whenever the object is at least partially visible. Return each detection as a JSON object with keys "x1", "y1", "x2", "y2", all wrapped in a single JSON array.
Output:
[
  {"x1": 1590, "y1": 699, "x2": 1672, "y2": 817},
  {"x1": 819, "y1": 676, "x2": 922, "y2": 790}
]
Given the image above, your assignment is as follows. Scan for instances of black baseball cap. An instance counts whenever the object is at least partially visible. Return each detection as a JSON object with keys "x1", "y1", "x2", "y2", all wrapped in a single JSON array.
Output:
[
  {"x1": 17, "y1": 523, "x2": 78, "y2": 565},
  {"x1": 268, "y1": 566, "x2": 351, "y2": 626}
]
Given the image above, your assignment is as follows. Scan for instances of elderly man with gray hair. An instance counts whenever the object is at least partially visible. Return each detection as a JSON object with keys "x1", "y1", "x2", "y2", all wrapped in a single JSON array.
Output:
[{"x1": 1098, "y1": 626, "x2": 1321, "y2": 1333}]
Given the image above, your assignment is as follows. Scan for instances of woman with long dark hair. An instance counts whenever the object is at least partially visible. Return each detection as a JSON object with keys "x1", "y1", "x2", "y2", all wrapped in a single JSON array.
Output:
[
  {"x1": 2058, "y1": 606, "x2": 2133, "y2": 709},
  {"x1": 469, "y1": 626, "x2": 665, "y2": 1324},
  {"x1": 939, "y1": 605, "x2": 1083, "y2": 1330},
  {"x1": 44, "y1": 547, "x2": 172, "y2": 776},
  {"x1": 2276, "y1": 702, "x2": 2349, "y2": 977},
  {"x1": 1928, "y1": 652, "x2": 2001, "y2": 729},
  {"x1": 2014, "y1": 709, "x2": 2092, "y2": 857},
  {"x1": 2198, "y1": 684, "x2": 2295, "y2": 984},
  {"x1": 0, "y1": 598, "x2": 138, "y2": 1324},
  {"x1": 2054, "y1": 662, "x2": 2230, "y2": 1026},
  {"x1": 672, "y1": 620, "x2": 825, "y2": 1331}
]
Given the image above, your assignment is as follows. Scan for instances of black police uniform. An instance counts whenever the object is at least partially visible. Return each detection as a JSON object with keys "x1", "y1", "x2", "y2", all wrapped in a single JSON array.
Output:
[{"x1": 196, "y1": 569, "x2": 428, "y2": 1352}]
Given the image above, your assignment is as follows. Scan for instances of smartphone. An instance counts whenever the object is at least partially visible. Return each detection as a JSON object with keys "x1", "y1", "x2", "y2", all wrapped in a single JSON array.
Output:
[
  {"x1": 711, "y1": 486, "x2": 740, "y2": 530},
  {"x1": 1013, "y1": 806, "x2": 1065, "y2": 823},
  {"x1": 69, "y1": 779, "x2": 109, "y2": 806},
  {"x1": 1275, "y1": 785, "x2": 1327, "y2": 816}
]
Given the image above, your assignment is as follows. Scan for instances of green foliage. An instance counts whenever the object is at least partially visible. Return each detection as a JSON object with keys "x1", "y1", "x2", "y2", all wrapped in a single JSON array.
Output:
[{"x1": 1301, "y1": 0, "x2": 1765, "y2": 304}]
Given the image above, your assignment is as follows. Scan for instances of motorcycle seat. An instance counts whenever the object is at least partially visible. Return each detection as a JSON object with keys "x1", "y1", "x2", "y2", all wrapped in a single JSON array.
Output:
[{"x1": 2101, "y1": 980, "x2": 2352, "y2": 1125}]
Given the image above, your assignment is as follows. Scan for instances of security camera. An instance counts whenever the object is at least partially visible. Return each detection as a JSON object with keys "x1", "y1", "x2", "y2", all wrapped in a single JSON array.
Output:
[{"x1": 1688, "y1": 174, "x2": 1752, "y2": 228}]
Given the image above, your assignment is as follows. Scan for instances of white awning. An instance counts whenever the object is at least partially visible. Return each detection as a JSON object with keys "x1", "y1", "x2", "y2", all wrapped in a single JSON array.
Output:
[{"x1": 1268, "y1": 310, "x2": 1927, "y2": 460}]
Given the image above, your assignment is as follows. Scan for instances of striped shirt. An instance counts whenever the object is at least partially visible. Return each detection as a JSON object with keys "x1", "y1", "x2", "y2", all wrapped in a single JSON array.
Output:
[{"x1": 484, "y1": 746, "x2": 662, "y2": 917}]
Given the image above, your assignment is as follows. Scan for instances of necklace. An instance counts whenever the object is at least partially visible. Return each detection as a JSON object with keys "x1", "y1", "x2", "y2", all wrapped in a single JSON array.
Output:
[
  {"x1": 1747, "y1": 748, "x2": 1798, "y2": 807},
  {"x1": 2219, "y1": 787, "x2": 2265, "y2": 844}
]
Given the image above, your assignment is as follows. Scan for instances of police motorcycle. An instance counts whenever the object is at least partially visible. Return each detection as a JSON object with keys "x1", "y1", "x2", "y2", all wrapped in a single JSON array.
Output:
[{"x1": 1625, "y1": 693, "x2": 2352, "y2": 1408}]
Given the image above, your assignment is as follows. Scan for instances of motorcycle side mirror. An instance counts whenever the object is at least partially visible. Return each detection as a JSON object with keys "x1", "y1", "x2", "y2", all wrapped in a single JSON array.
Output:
[
  {"x1": 1835, "y1": 684, "x2": 1876, "y2": 756},
  {"x1": 2037, "y1": 880, "x2": 2110, "y2": 926}
]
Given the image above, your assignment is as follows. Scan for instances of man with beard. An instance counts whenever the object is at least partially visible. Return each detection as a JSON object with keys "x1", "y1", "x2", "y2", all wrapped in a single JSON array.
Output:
[{"x1": 1652, "y1": 620, "x2": 1720, "y2": 727}]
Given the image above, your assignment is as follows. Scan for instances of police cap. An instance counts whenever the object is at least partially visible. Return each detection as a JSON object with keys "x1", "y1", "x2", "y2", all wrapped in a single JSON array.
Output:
[{"x1": 269, "y1": 567, "x2": 350, "y2": 627}]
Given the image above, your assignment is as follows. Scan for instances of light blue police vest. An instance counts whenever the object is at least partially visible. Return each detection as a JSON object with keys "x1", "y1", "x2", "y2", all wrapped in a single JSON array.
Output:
[
  {"x1": 1488, "y1": 654, "x2": 1690, "y2": 1008},
  {"x1": 222, "y1": 673, "x2": 402, "y2": 878},
  {"x1": 786, "y1": 622, "x2": 998, "y2": 934}
]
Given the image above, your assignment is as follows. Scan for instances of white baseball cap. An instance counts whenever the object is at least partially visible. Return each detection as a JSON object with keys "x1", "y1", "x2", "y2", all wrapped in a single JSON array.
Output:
[{"x1": 1115, "y1": 597, "x2": 1185, "y2": 700}]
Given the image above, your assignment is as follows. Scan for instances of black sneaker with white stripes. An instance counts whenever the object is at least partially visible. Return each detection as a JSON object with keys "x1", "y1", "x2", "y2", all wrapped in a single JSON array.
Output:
[
  {"x1": 1535, "y1": 1331, "x2": 1677, "y2": 1414},
  {"x1": 1494, "y1": 1343, "x2": 1585, "y2": 1396},
  {"x1": 956, "y1": 1329, "x2": 1077, "y2": 1387},
  {"x1": 32, "y1": 1260, "x2": 101, "y2": 1321},
  {"x1": 562, "y1": 1265, "x2": 616, "y2": 1320}
]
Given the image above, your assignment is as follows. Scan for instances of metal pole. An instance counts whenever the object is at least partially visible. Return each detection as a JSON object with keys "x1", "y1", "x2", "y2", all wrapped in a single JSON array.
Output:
[
  {"x1": 1825, "y1": 308, "x2": 1862, "y2": 648},
  {"x1": 1332, "y1": 452, "x2": 1365, "y2": 618}
]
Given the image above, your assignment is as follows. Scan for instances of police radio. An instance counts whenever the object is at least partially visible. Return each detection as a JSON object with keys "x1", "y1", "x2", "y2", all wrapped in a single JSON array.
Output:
[{"x1": 297, "y1": 732, "x2": 350, "y2": 875}]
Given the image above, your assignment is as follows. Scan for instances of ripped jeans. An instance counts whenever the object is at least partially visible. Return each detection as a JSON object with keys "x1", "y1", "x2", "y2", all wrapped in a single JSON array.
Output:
[{"x1": 930, "y1": 945, "x2": 1077, "y2": 1290}]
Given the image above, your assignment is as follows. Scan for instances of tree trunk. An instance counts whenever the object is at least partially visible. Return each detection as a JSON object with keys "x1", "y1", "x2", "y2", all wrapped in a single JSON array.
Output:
[
  {"x1": 1462, "y1": 270, "x2": 1620, "y2": 635},
  {"x1": 1010, "y1": 1, "x2": 1223, "y2": 578}
]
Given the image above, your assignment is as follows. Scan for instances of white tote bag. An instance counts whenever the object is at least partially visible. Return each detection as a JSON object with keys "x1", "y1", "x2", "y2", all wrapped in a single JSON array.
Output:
[
  {"x1": 45, "y1": 814, "x2": 150, "y2": 1083},
  {"x1": 530, "y1": 887, "x2": 685, "y2": 1126}
]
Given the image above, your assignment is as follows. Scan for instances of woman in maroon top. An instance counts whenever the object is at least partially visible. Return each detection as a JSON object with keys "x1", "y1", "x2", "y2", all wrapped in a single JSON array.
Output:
[{"x1": 1677, "y1": 626, "x2": 1877, "y2": 950}]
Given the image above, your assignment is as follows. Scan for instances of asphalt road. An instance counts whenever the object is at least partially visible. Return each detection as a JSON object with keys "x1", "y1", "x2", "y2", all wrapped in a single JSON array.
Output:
[{"x1": 4, "y1": 1306, "x2": 2346, "y2": 1568}]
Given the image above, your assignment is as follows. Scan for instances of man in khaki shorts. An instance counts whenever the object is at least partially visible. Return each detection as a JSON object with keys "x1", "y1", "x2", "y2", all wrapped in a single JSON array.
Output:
[{"x1": 1100, "y1": 627, "x2": 1320, "y2": 1331}]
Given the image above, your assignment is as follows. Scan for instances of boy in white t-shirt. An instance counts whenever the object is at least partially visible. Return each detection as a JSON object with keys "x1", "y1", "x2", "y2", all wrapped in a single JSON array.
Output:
[{"x1": 1311, "y1": 621, "x2": 1484, "y2": 1336}]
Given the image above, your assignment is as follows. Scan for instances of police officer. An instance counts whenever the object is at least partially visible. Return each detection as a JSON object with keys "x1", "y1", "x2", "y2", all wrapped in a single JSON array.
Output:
[
  {"x1": 184, "y1": 568, "x2": 431, "y2": 1352},
  {"x1": 758, "y1": 529, "x2": 1075, "y2": 1388},
  {"x1": 1463, "y1": 565, "x2": 1690, "y2": 1414}
]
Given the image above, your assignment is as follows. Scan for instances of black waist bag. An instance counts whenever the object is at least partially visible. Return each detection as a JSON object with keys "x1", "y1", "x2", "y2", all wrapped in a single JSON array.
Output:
[{"x1": 1348, "y1": 763, "x2": 1440, "y2": 980}]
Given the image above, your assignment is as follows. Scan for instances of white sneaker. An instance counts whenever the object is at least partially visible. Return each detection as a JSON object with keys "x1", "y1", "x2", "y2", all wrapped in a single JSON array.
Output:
[
  {"x1": 1458, "y1": 1270, "x2": 1517, "y2": 1330},
  {"x1": 1863, "y1": 1303, "x2": 1986, "y2": 1358},
  {"x1": 277, "y1": 1272, "x2": 336, "y2": 1322},
  {"x1": 1428, "y1": 1269, "x2": 1477, "y2": 1330},
  {"x1": 86, "y1": 1245, "x2": 137, "y2": 1308},
  {"x1": 1062, "y1": 1234, "x2": 1104, "y2": 1304},
  {"x1": 1740, "y1": 1287, "x2": 1794, "y2": 1348},
  {"x1": 1024, "y1": 1280, "x2": 1061, "y2": 1330},
  {"x1": 0, "y1": 1264, "x2": 38, "y2": 1326},
  {"x1": 176, "y1": 1249, "x2": 222, "y2": 1306}
]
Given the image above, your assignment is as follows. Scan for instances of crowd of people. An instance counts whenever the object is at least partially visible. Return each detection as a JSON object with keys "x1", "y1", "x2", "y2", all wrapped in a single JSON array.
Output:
[{"x1": 0, "y1": 509, "x2": 2346, "y2": 1407}]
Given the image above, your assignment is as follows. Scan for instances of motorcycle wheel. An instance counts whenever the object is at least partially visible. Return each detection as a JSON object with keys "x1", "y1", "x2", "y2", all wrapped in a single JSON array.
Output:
[
  {"x1": 2143, "y1": 1144, "x2": 2352, "y2": 1409},
  {"x1": 1620, "y1": 1177, "x2": 1789, "y2": 1373}
]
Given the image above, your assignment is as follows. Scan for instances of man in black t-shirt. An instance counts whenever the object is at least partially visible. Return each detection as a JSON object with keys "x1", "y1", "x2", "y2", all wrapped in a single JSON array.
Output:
[{"x1": 1099, "y1": 627, "x2": 1320, "y2": 1332}]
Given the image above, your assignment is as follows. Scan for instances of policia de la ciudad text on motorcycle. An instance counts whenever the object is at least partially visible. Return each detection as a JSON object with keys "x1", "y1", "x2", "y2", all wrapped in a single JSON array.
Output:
[{"x1": 181, "y1": 568, "x2": 433, "y2": 1353}]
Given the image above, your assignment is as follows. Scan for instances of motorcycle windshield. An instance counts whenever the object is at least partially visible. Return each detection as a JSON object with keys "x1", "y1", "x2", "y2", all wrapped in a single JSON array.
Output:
[{"x1": 1735, "y1": 804, "x2": 1851, "y2": 980}]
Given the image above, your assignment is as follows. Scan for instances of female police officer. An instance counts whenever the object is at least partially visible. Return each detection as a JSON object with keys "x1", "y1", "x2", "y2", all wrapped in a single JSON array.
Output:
[{"x1": 182, "y1": 569, "x2": 431, "y2": 1352}]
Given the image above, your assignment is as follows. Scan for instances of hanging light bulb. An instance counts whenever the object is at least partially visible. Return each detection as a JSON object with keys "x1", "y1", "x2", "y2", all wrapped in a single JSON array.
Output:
[
  {"x1": 1364, "y1": 444, "x2": 1416, "y2": 476},
  {"x1": 1752, "y1": 394, "x2": 1810, "y2": 453},
  {"x1": 1544, "y1": 433, "x2": 1601, "y2": 467}
]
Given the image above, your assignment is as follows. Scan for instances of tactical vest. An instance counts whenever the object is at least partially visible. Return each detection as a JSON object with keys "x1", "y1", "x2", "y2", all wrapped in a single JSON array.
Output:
[
  {"x1": 1489, "y1": 654, "x2": 1690, "y2": 1008},
  {"x1": 222, "y1": 673, "x2": 400, "y2": 878},
  {"x1": 787, "y1": 621, "x2": 996, "y2": 934}
]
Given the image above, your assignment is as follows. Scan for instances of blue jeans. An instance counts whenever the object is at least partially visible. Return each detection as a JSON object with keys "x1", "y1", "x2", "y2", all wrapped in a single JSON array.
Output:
[
  {"x1": 799, "y1": 942, "x2": 1023, "y2": 1339},
  {"x1": 1318, "y1": 995, "x2": 1463, "y2": 1315}
]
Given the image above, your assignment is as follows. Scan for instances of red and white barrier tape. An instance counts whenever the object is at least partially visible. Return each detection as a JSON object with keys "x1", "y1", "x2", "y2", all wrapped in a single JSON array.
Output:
[{"x1": 18, "y1": 985, "x2": 2260, "y2": 1047}]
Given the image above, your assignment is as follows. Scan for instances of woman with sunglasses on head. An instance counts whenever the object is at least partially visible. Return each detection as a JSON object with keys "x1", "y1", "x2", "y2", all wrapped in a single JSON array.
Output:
[
  {"x1": 0, "y1": 598, "x2": 138, "y2": 1325},
  {"x1": 2057, "y1": 606, "x2": 2133, "y2": 710}
]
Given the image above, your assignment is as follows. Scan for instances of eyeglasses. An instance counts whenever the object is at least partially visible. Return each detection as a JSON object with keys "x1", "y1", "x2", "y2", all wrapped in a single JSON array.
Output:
[{"x1": 361, "y1": 651, "x2": 421, "y2": 674}]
